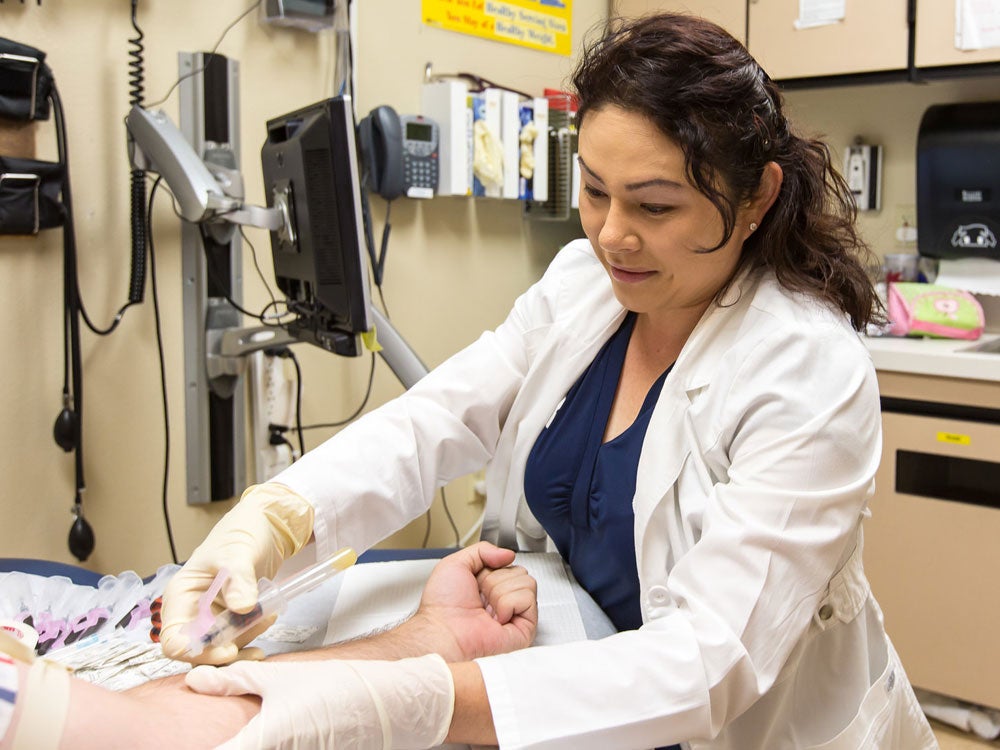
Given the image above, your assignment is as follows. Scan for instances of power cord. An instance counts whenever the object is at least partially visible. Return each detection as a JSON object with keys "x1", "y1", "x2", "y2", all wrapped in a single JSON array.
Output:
[
  {"x1": 298, "y1": 352, "x2": 377, "y2": 432},
  {"x1": 146, "y1": 0, "x2": 263, "y2": 109},
  {"x1": 148, "y1": 177, "x2": 178, "y2": 564},
  {"x1": 420, "y1": 487, "x2": 461, "y2": 549},
  {"x1": 200, "y1": 231, "x2": 294, "y2": 327}
]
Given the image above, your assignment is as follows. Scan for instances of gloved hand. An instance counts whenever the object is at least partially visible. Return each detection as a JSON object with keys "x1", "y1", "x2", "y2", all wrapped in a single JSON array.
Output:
[
  {"x1": 186, "y1": 653, "x2": 455, "y2": 750},
  {"x1": 160, "y1": 483, "x2": 315, "y2": 665}
]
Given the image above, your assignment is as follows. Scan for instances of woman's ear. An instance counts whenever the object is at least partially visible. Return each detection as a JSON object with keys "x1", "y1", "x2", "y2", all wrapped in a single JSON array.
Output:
[{"x1": 753, "y1": 161, "x2": 783, "y2": 218}]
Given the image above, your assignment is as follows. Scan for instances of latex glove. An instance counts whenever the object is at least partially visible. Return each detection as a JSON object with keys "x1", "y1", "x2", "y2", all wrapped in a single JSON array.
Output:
[
  {"x1": 160, "y1": 483, "x2": 315, "y2": 665},
  {"x1": 186, "y1": 653, "x2": 455, "y2": 750},
  {"x1": 472, "y1": 119, "x2": 503, "y2": 190}
]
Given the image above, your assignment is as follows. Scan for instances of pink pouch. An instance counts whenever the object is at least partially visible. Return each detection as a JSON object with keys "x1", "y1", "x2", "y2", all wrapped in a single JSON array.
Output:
[{"x1": 887, "y1": 283, "x2": 985, "y2": 339}]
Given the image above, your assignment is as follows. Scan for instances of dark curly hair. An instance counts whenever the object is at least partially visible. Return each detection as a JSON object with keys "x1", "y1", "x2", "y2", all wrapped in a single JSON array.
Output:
[{"x1": 571, "y1": 13, "x2": 881, "y2": 331}]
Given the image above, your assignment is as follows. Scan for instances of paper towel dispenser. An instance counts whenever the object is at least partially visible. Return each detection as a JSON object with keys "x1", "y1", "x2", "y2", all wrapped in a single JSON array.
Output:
[{"x1": 917, "y1": 101, "x2": 1000, "y2": 260}]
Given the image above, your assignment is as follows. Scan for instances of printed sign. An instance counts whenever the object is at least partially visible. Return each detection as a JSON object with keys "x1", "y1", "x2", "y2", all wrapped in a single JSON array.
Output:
[{"x1": 422, "y1": 0, "x2": 572, "y2": 56}]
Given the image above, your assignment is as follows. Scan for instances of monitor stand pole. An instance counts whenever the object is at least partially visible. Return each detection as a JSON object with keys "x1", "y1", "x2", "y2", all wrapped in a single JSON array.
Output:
[
  {"x1": 208, "y1": 308, "x2": 429, "y2": 396},
  {"x1": 370, "y1": 308, "x2": 429, "y2": 390}
]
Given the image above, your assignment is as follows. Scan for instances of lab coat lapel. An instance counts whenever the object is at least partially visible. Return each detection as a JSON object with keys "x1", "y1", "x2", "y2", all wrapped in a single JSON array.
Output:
[
  {"x1": 632, "y1": 276, "x2": 753, "y2": 576},
  {"x1": 633, "y1": 377, "x2": 692, "y2": 576},
  {"x1": 487, "y1": 266, "x2": 626, "y2": 549}
]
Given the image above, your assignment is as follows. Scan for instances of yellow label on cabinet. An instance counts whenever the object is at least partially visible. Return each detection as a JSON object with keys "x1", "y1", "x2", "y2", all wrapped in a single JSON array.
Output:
[{"x1": 937, "y1": 432, "x2": 971, "y2": 445}]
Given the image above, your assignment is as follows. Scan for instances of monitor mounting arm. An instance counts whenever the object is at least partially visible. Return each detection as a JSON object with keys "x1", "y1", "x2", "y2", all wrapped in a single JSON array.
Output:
[
  {"x1": 126, "y1": 104, "x2": 428, "y2": 401},
  {"x1": 126, "y1": 104, "x2": 284, "y2": 234},
  {"x1": 207, "y1": 306, "x2": 427, "y2": 399}
]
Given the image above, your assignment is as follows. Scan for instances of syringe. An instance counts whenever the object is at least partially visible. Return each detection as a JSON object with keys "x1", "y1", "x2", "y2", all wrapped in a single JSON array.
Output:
[{"x1": 183, "y1": 546, "x2": 358, "y2": 658}]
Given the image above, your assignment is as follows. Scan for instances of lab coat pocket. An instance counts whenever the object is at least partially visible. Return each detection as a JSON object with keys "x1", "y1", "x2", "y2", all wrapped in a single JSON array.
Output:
[{"x1": 806, "y1": 640, "x2": 936, "y2": 750}]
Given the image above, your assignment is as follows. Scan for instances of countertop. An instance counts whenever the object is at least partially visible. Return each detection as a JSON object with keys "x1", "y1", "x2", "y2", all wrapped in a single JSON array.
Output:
[{"x1": 863, "y1": 331, "x2": 1000, "y2": 382}]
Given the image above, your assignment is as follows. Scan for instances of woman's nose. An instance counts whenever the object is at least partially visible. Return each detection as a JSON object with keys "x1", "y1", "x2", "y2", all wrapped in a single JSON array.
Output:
[{"x1": 598, "y1": 203, "x2": 638, "y2": 253}]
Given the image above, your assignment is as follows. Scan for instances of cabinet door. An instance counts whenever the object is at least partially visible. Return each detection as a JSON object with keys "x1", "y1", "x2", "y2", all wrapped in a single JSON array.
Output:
[
  {"x1": 612, "y1": 1, "x2": 747, "y2": 44},
  {"x1": 747, "y1": 0, "x2": 909, "y2": 80},
  {"x1": 915, "y1": 0, "x2": 1000, "y2": 67},
  {"x1": 864, "y1": 410, "x2": 1000, "y2": 709}
]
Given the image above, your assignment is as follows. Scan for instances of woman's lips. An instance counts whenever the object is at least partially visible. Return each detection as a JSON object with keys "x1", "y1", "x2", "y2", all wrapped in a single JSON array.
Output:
[{"x1": 609, "y1": 265, "x2": 656, "y2": 284}]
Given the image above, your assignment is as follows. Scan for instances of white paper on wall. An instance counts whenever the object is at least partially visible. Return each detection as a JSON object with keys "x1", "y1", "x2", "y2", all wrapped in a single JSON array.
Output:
[
  {"x1": 794, "y1": 0, "x2": 845, "y2": 30},
  {"x1": 955, "y1": 0, "x2": 1000, "y2": 50}
]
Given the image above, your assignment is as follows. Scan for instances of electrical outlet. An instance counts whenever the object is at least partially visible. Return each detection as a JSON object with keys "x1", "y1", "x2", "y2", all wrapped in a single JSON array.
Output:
[
  {"x1": 893, "y1": 203, "x2": 918, "y2": 247},
  {"x1": 844, "y1": 141, "x2": 882, "y2": 212},
  {"x1": 249, "y1": 351, "x2": 295, "y2": 482}
]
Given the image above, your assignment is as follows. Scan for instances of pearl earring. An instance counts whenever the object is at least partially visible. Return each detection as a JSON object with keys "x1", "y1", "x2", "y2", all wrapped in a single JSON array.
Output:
[{"x1": 749, "y1": 222, "x2": 759, "y2": 232}]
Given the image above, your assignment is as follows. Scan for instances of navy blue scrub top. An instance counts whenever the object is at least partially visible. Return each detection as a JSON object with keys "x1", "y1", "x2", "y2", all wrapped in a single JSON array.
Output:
[
  {"x1": 525, "y1": 313, "x2": 681, "y2": 750},
  {"x1": 525, "y1": 312, "x2": 671, "y2": 632}
]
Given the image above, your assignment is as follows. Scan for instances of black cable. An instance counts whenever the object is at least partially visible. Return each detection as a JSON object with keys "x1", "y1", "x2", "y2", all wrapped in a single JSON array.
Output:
[
  {"x1": 72, "y1": 155, "x2": 141, "y2": 335},
  {"x1": 289, "y1": 350, "x2": 305, "y2": 457},
  {"x1": 70, "y1": 0, "x2": 148, "y2": 337},
  {"x1": 268, "y1": 429, "x2": 296, "y2": 456},
  {"x1": 52, "y1": 82, "x2": 94, "y2": 560},
  {"x1": 298, "y1": 353, "x2": 376, "y2": 431},
  {"x1": 52, "y1": 86, "x2": 84, "y2": 487},
  {"x1": 371, "y1": 198, "x2": 392, "y2": 286},
  {"x1": 200, "y1": 233, "x2": 287, "y2": 326},
  {"x1": 440, "y1": 486, "x2": 460, "y2": 548},
  {"x1": 60, "y1": 296, "x2": 70, "y2": 420},
  {"x1": 148, "y1": 177, "x2": 178, "y2": 564},
  {"x1": 239, "y1": 226, "x2": 281, "y2": 317},
  {"x1": 127, "y1": 0, "x2": 148, "y2": 305},
  {"x1": 145, "y1": 0, "x2": 263, "y2": 108},
  {"x1": 259, "y1": 298, "x2": 293, "y2": 324},
  {"x1": 359, "y1": 187, "x2": 393, "y2": 290},
  {"x1": 379, "y1": 200, "x2": 392, "y2": 280},
  {"x1": 376, "y1": 284, "x2": 390, "y2": 320},
  {"x1": 150, "y1": 183, "x2": 292, "y2": 327},
  {"x1": 419, "y1": 489, "x2": 460, "y2": 550},
  {"x1": 77, "y1": 297, "x2": 137, "y2": 336}
]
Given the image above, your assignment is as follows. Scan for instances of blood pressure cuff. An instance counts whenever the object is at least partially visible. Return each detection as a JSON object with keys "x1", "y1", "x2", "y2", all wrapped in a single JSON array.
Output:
[
  {"x1": 0, "y1": 37, "x2": 54, "y2": 121},
  {"x1": 0, "y1": 156, "x2": 65, "y2": 234}
]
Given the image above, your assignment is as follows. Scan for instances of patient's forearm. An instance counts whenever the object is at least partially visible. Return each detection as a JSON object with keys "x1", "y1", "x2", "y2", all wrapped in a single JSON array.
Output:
[
  {"x1": 76, "y1": 669, "x2": 259, "y2": 750},
  {"x1": 119, "y1": 613, "x2": 466, "y2": 746},
  {"x1": 0, "y1": 660, "x2": 258, "y2": 750},
  {"x1": 269, "y1": 610, "x2": 463, "y2": 663},
  {"x1": 122, "y1": 541, "x2": 530, "y2": 746}
]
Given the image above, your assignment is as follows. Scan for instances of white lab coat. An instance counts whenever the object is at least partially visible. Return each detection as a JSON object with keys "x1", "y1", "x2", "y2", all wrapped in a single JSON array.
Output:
[{"x1": 276, "y1": 239, "x2": 938, "y2": 750}]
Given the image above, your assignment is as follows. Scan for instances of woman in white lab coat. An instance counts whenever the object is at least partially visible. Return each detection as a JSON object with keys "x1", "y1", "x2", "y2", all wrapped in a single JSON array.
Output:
[{"x1": 163, "y1": 12, "x2": 939, "y2": 750}]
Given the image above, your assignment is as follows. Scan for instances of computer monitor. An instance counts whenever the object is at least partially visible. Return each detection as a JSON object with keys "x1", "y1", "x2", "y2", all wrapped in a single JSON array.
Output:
[{"x1": 260, "y1": 95, "x2": 373, "y2": 356}]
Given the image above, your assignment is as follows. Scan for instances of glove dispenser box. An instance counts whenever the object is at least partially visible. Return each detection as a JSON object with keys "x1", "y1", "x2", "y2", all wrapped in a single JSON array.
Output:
[{"x1": 917, "y1": 101, "x2": 1000, "y2": 260}]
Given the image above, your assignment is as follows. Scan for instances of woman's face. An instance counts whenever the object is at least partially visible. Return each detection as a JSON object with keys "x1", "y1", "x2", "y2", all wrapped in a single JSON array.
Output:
[{"x1": 577, "y1": 105, "x2": 755, "y2": 327}]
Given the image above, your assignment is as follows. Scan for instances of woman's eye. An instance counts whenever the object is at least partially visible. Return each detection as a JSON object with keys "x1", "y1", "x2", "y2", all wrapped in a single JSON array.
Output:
[
  {"x1": 641, "y1": 204, "x2": 672, "y2": 216},
  {"x1": 583, "y1": 185, "x2": 607, "y2": 199}
]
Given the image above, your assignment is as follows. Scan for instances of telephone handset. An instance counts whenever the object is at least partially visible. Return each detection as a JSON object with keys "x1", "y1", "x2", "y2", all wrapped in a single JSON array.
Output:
[{"x1": 358, "y1": 105, "x2": 405, "y2": 201}]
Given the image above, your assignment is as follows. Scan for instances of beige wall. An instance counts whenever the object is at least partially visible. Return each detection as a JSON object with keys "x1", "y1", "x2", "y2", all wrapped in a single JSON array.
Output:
[
  {"x1": 784, "y1": 77, "x2": 1000, "y2": 332},
  {"x1": 0, "y1": 0, "x2": 603, "y2": 575},
  {"x1": 784, "y1": 77, "x2": 1000, "y2": 260},
  {"x1": 3, "y1": 1, "x2": 999, "y2": 576}
]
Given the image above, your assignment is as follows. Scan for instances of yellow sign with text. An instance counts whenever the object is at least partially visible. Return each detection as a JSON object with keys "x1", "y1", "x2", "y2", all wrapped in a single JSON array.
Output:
[
  {"x1": 422, "y1": 0, "x2": 572, "y2": 56},
  {"x1": 936, "y1": 431, "x2": 971, "y2": 446}
]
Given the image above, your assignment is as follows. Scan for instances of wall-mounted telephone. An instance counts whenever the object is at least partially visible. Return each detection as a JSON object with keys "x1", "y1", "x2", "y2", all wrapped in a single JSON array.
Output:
[
  {"x1": 359, "y1": 105, "x2": 405, "y2": 200},
  {"x1": 399, "y1": 114, "x2": 439, "y2": 199},
  {"x1": 358, "y1": 105, "x2": 439, "y2": 200}
]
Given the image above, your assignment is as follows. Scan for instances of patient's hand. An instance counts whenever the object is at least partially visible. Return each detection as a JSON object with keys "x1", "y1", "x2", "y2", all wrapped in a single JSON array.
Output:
[
  {"x1": 407, "y1": 541, "x2": 538, "y2": 662},
  {"x1": 116, "y1": 544, "x2": 534, "y2": 747}
]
